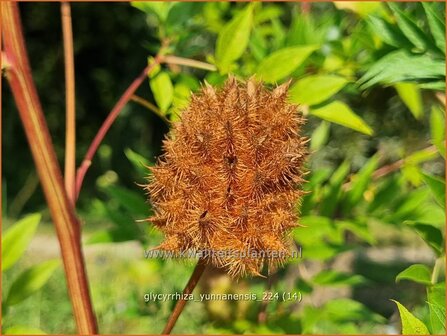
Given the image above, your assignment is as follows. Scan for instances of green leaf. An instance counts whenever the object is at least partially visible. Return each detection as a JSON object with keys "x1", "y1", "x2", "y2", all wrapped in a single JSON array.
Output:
[
  {"x1": 300, "y1": 243, "x2": 348, "y2": 261},
  {"x1": 310, "y1": 121, "x2": 330, "y2": 151},
  {"x1": 394, "y1": 82, "x2": 423, "y2": 119},
  {"x1": 396, "y1": 264, "x2": 432, "y2": 285},
  {"x1": 422, "y1": 173, "x2": 446, "y2": 210},
  {"x1": 422, "y1": 2, "x2": 446, "y2": 54},
  {"x1": 430, "y1": 106, "x2": 446, "y2": 157},
  {"x1": 344, "y1": 155, "x2": 379, "y2": 211},
  {"x1": 388, "y1": 3, "x2": 430, "y2": 51},
  {"x1": 132, "y1": 2, "x2": 171, "y2": 22},
  {"x1": 310, "y1": 101, "x2": 374, "y2": 135},
  {"x1": 323, "y1": 298, "x2": 385, "y2": 323},
  {"x1": 407, "y1": 222, "x2": 444, "y2": 256},
  {"x1": 312, "y1": 270, "x2": 366, "y2": 286},
  {"x1": 406, "y1": 147, "x2": 439, "y2": 166},
  {"x1": 165, "y1": 2, "x2": 200, "y2": 33},
  {"x1": 289, "y1": 75, "x2": 348, "y2": 106},
  {"x1": 419, "y1": 81, "x2": 446, "y2": 91},
  {"x1": 427, "y1": 282, "x2": 446, "y2": 334},
  {"x1": 427, "y1": 302, "x2": 446, "y2": 334},
  {"x1": 150, "y1": 72, "x2": 173, "y2": 113},
  {"x1": 295, "y1": 216, "x2": 334, "y2": 245},
  {"x1": 359, "y1": 51, "x2": 445, "y2": 89},
  {"x1": 3, "y1": 326, "x2": 46, "y2": 335},
  {"x1": 215, "y1": 5, "x2": 253, "y2": 73},
  {"x1": 392, "y1": 300, "x2": 430, "y2": 335},
  {"x1": 320, "y1": 161, "x2": 350, "y2": 217},
  {"x1": 335, "y1": 2, "x2": 385, "y2": 17},
  {"x1": 102, "y1": 185, "x2": 149, "y2": 216},
  {"x1": 5, "y1": 260, "x2": 60, "y2": 307},
  {"x1": 124, "y1": 148, "x2": 151, "y2": 176},
  {"x1": 86, "y1": 228, "x2": 139, "y2": 244},
  {"x1": 336, "y1": 220, "x2": 376, "y2": 245},
  {"x1": 367, "y1": 16, "x2": 412, "y2": 49},
  {"x1": 256, "y1": 45, "x2": 317, "y2": 83},
  {"x1": 2, "y1": 213, "x2": 41, "y2": 271}
]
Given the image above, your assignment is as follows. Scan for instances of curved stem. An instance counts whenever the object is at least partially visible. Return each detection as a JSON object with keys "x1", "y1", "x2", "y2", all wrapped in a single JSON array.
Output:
[
  {"x1": 61, "y1": 2, "x2": 76, "y2": 206},
  {"x1": 75, "y1": 55, "x2": 163, "y2": 199},
  {"x1": 162, "y1": 259, "x2": 206, "y2": 334},
  {"x1": 130, "y1": 94, "x2": 170, "y2": 125}
]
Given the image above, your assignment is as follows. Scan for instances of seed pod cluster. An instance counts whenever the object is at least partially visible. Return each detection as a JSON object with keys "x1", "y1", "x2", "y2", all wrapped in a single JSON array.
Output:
[{"x1": 145, "y1": 77, "x2": 307, "y2": 277}]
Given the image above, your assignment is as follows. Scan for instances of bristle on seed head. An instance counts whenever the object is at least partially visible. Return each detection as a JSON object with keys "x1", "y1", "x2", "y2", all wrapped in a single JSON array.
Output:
[{"x1": 145, "y1": 77, "x2": 308, "y2": 277}]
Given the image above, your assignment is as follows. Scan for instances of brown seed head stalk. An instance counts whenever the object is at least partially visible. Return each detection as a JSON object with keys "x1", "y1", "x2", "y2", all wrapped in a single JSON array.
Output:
[{"x1": 145, "y1": 77, "x2": 307, "y2": 277}]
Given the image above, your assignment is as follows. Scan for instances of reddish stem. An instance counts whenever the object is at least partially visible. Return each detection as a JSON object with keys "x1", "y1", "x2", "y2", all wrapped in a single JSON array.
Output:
[
  {"x1": 2, "y1": 3, "x2": 97, "y2": 333},
  {"x1": 162, "y1": 259, "x2": 206, "y2": 334},
  {"x1": 75, "y1": 55, "x2": 163, "y2": 199}
]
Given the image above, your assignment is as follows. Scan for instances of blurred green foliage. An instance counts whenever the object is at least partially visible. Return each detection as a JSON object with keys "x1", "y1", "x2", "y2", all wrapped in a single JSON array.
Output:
[{"x1": 2, "y1": 1, "x2": 445, "y2": 334}]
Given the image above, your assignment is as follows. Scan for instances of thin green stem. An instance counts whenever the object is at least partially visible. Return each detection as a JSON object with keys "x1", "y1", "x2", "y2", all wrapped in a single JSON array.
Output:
[
  {"x1": 431, "y1": 256, "x2": 444, "y2": 284},
  {"x1": 163, "y1": 55, "x2": 217, "y2": 71},
  {"x1": 130, "y1": 94, "x2": 170, "y2": 125}
]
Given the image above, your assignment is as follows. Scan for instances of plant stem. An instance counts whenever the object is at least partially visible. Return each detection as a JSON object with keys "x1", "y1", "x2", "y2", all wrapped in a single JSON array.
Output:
[
  {"x1": 372, "y1": 145, "x2": 437, "y2": 180},
  {"x1": 75, "y1": 55, "x2": 163, "y2": 199},
  {"x1": 162, "y1": 259, "x2": 206, "y2": 334},
  {"x1": 130, "y1": 94, "x2": 170, "y2": 125},
  {"x1": 258, "y1": 275, "x2": 274, "y2": 323},
  {"x1": 163, "y1": 55, "x2": 217, "y2": 71},
  {"x1": 61, "y1": 2, "x2": 76, "y2": 206},
  {"x1": 342, "y1": 145, "x2": 438, "y2": 190},
  {"x1": 431, "y1": 256, "x2": 444, "y2": 284},
  {"x1": 2, "y1": 3, "x2": 97, "y2": 333}
]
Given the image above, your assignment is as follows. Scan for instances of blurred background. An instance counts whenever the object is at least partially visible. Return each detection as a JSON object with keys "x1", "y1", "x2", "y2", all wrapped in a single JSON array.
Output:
[{"x1": 2, "y1": 1, "x2": 445, "y2": 334}]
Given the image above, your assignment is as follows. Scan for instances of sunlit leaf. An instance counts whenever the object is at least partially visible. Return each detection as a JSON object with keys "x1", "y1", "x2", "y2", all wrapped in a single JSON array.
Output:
[
  {"x1": 396, "y1": 264, "x2": 432, "y2": 285},
  {"x1": 294, "y1": 216, "x2": 334, "y2": 245},
  {"x1": 392, "y1": 300, "x2": 430, "y2": 335},
  {"x1": 5, "y1": 260, "x2": 60, "y2": 307},
  {"x1": 3, "y1": 326, "x2": 46, "y2": 335},
  {"x1": 427, "y1": 282, "x2": 446, "y2": 334},
  {"x1": 310, "y1": 101, "x2": 374, "y2": 135},
  {"x1": 2, "y1": 213, "x2": 41, "y2": 271},
  {"x1": 132, "y1": 2, "x2": 171, "y2": 22},
  {"x1": 289, "y1": 75, "x2": 348, "y2": 106},
  {"x1": 430, "y1": 106, "x2": 446, "y2": 157},
  {"x1": 335, "y1": 1, "x2": 385, "y2": 17},
  {"x1": 215, "y1": 4, "x2": 253, "y2": 73},
  {"x1": 310, "y1": 121, "x2": 330, "y2": 151},
  {"x1": 394, "y1": 82, "x2": 423, "y2": 119},
  {"x1": 256, "y1": 45, "x2": 317, "y2": 83},
  {"x1": 150, "y1": 72, "x2": 173, "y2": 113}
]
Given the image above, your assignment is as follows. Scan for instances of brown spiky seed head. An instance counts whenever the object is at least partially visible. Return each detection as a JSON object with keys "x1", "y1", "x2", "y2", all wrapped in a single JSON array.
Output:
[{"x1": 145, "y1": 77, "x2": 307, "y2": 277}]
